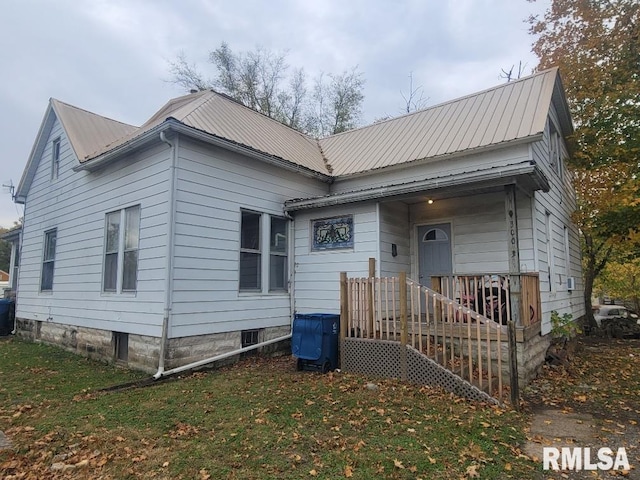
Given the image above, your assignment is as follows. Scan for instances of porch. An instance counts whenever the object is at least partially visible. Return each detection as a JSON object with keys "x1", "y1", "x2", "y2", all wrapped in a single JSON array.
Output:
[{"x1": 339, "y1": 260, "x2": 543, "y2": 404}]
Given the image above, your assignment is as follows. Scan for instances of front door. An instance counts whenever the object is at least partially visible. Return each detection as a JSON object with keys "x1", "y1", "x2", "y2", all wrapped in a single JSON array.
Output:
[{"x1": 418, "y1": 223, "x2": 452, "y2": 286}]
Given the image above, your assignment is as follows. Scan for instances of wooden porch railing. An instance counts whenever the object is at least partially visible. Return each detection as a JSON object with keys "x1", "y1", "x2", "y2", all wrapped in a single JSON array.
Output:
[
  {"x1": 339, "y1": 270, "x2": 542, "y2": 403},
  {"x1": 432, "y1": 273, "x2": 541, "y2": 327}
]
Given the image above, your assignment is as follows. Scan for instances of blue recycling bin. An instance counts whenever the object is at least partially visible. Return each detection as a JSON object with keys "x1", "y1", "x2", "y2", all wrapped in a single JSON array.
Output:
[
  {"x1": 292, "y1": 313, "x2": 340, "y2": 373},
  {"x1": 0, "y1": 299, "x2": 15, "y2": 336}
]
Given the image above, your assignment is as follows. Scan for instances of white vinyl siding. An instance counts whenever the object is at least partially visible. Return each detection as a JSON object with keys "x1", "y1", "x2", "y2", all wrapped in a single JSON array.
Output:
[
  {"x1": 530, "y1": 103, "x2": 585, "y2": 333},
  {"x1": 331, "y1": 144, "x2": 531, "y2": 196},
  {"x1": 379, "y1": 201, "x2": 410, "y2": 277},
  {"x1": 170, "y1": 137, "x2": 326, "y2": 337},
  {"x1": 293, "y1": 203, "x2": 379, "y2": 314},
  {"x1": 17, "y1": 116, "x2": 170, "y2": 337}
]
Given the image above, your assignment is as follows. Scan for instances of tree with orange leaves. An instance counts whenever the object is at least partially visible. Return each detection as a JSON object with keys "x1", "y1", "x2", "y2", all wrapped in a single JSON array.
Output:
[{"x1": 528, "y1": 0, "x2": 639, "y2": 326}]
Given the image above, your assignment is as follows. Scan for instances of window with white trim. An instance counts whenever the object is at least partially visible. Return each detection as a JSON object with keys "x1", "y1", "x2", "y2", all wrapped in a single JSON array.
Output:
[
  {"x1": 240, "y1": 210, "x2": 289, "y2": 293},
  {"x1": 270, "y1": 217, "x2": 288, "y2": 291},
  {"x1": 240, "y1": 211, "x2": 261, "y2": 291},
  {"x1": 564, "y1": 225, "x2": 571, "y2": 277},
  {"x1": 549, "y1": 121, "x2": 563, "y2": 180},
  {"x1": 103, "y1": 205, "x2": 140, "y2": 293},
  {"x1": 41, "y1": 229, "x2": 57, "y2": 291},
  {"x1": 545, "y1": 212, "x2": 555, "y2": 292},
  {"x1": 51, "y1": 138, "x2": 60, "y2": 180}
]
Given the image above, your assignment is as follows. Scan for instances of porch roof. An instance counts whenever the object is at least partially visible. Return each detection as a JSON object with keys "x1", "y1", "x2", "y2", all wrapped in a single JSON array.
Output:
[{"x1": 284, "y1": 160, "x2": 550, "y2": 212}]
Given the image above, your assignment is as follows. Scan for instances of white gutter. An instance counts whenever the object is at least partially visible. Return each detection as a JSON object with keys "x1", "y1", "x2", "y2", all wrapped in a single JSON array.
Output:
[
  {"x1": 155, "y1": 333, "x2": 292, "y2": 378},
  {"x1": 155, "y1": 131, "x2": 178, "y2": 379},
  {"x1": 285, "y1": 161, "x2": 550, "y2": 212}
]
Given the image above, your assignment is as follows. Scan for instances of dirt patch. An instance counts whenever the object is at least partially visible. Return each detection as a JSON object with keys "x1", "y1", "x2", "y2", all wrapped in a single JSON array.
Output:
[
  {"x1": 523, "y1": 337, "x2": 640, "y2": 478},
  {"x1": 0, "y1": 431, "x2": 11, "y2": 450},
  {"x1": 524, "y1": 408, "x2": 597, "y2": 459}
]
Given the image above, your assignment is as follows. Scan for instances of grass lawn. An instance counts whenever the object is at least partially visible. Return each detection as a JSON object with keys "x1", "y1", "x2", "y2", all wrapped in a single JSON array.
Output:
[{"x1": 1, "y1": 337, "x2": 538, "y2": 479}]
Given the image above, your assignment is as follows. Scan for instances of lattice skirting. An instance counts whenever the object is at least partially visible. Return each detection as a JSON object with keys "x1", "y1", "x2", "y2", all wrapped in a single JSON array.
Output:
[
  {"x1": 405, "y1": 346, "x2": 496, "y2": 403},
  {"x1": 342, "y1": 338, "x2": 403, "y2": 379},
  {"x1": 341, "y1": 338, "x2": 498, "y2": 404}
]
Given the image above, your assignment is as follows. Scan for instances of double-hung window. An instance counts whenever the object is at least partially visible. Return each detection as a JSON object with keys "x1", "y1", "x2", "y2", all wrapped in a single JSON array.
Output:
[
  {"x1": 269, "y1": 217, "x2": 288, "y2": 291},
  {"x1": 41, "y1": 229, "x2": 57, "y2": 291},
  {"x1": 51, "y1": 138, "x2": 60, "y2": 180},
  {"x1": 549, "y1": 121, "x2": 563, "y2": 180},
  {"x1": 240, "y1": 211, "x2": 262, "y2": 291},
  {"x1": 239, "y1": 211, "x2": 288, "y2": 293},
  {"x1": 103, "y1": 205, "x2": 140, "y2": 293}
]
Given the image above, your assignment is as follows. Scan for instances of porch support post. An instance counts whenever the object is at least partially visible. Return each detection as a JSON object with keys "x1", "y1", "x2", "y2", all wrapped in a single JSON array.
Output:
[
  {"x1": 399, "y1": 272, "x2": 408, "y2": 346},
  {"x1": 399, "y1": 271, "x2": 408, "y2": 381},
  {"x1": 368, "y1": 258, "x2": 375, "y2": 338},
  {"x1": 431, "y1": 277, "x2": 442, "y2": 322},
  {"x1": 505, "y1": 184, "x2": 521, "y2": 409},
  {"x1": 340, "y1": 272, "x2": 348, "y2": 370},
  {"x1": 340, "y1": 272, "x2": 348, "y2": 340},
  {"x1": 505, "y1": 184, "x2": 522, "y2": 326}
]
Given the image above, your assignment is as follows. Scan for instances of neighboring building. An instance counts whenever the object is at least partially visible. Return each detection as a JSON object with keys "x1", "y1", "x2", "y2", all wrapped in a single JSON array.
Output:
[
  {"x1": 1, "y1": 226, "x2": 21, "y2": 297},
  {"x1": 13, "y1": 68, "x2": 583, "y2": 384}
]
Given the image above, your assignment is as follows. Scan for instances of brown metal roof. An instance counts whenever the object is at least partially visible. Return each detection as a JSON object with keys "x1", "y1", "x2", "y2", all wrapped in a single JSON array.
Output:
[
  {"x1": 318, "y1": 68, "x2": 559, "y2": 176},
  {"x1": 51, "y1": 99, "x2": 137, "y2": 162},
  {"x1": 177, "y1": 92, "x2": 327, "y2": 174},
  {"x1": 88, "y1": 90, "x2": 328, "y2": 174},
  {"x1": 58, "y1": 68, "x2": 562, "y2": 178}
]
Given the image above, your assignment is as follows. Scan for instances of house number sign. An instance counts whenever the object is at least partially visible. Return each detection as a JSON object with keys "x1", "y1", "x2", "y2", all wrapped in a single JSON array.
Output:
[{"x1": 312, "y1": 215, "x2": 354, "y2": 251}]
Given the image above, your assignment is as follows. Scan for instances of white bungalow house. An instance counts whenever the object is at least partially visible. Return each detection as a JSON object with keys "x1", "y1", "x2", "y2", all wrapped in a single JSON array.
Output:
[{"x1": 13, "y1": 68, "x2": 583, "y2": 389}]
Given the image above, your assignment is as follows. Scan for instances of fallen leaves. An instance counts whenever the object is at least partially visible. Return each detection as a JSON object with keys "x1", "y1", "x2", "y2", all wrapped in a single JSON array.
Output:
[
  {"x1": 4, "y1": 341, "x2": 597, "y2": 480},
  {"x1": 465, "y1": 463, "x2": 480, "y2": 478},
  {"x1": 169, "y1": 422, "x2": 200, "y2": 439}
]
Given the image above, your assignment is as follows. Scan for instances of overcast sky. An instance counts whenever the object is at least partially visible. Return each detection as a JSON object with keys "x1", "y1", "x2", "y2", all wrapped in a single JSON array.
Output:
[{"x1": 0, "y1": 0, "x2": 549, "y2": 228}]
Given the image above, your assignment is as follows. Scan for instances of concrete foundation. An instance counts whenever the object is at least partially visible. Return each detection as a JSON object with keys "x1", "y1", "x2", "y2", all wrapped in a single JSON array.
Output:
[
  {"x1": 516, "y1": 331, "x2": 552, "y2": 385},
  {"x1": 14, "y1": 318, "x2": 291, "y2": 374}
]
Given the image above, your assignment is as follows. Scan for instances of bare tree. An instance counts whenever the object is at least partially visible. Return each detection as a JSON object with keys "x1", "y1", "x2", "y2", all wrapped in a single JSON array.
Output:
[
  {"x1": 168, "y1": 51, "x2": 212, "y2": 91},
  {"x1": 308, "y1": 68, "x2": 365, "y2": 137},
  {"x1": 276, "y1": 68, "x2": 307, "y2": 130},
  {"x1": 168, "y1": 42, "x2": 365, "y2": 137},
  {"x1": 499, "y1": 61, "x2": 527, "y2": 82},
  {"x1": 400, "y1": 72, "x2": 428, "y2": 113}
]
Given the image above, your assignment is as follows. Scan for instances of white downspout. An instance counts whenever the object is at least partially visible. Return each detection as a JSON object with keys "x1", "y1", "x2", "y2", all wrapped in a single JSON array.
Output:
[
  {"x1": 285, "y1": 211, "x2": 295, "y2": 323},
  {"x1": 153, "y1": 208, "x2": 296, "y2": 379},
  {"x1": 155, "y1": 131, "x2": 178, "y2": 379},
  {"x1": 158, "y1": 333, "x2": 292, "y2": 377}
]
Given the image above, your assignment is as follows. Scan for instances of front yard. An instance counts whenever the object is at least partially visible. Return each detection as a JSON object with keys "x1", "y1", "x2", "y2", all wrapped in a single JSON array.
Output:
[{"x1": 0, "y1": 336, "x2": 638, "y2": 479}]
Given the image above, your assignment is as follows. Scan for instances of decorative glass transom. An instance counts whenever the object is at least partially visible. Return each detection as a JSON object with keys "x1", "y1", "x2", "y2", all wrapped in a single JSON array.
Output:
[{"x1": 423, "y1": 228, "x2": 448, "y2": 242}]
